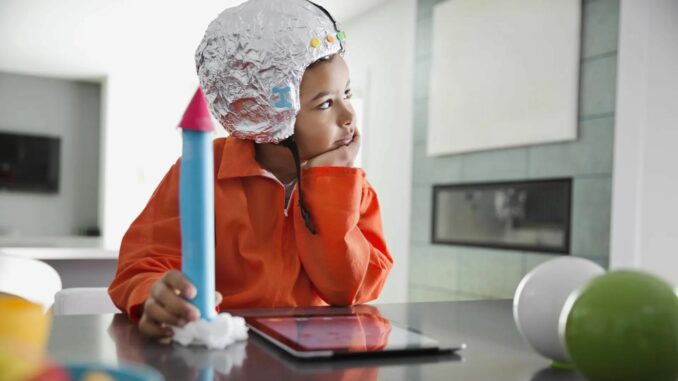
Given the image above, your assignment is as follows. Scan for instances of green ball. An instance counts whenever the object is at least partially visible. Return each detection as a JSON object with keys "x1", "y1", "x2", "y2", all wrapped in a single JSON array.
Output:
[{"x1": 562, "y1": 271, "x2": 678, "y2": 381}]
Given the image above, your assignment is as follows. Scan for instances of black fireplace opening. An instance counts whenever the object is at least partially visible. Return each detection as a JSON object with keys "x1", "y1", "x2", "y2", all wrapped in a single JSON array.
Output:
[{"x1": 431, "y1": 178, "x2": 572, "y2": 254}]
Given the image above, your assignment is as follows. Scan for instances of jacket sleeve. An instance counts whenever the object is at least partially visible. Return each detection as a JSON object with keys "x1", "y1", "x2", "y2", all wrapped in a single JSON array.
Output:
[
  {"x1": 108, "y1": 162, "x2": 183, "y2": 323},
  {"x1": 293, "y1": 166, "x2": 394, "y2": 306}
]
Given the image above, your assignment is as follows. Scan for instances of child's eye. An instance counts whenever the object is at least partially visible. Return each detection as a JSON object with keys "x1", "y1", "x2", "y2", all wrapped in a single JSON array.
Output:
[
  {"x1": 318, "y1": 100, "x2": 332, "y2": 110},
  {"x1": 344, "y1": 89, "x2": 353, "y2": 99}
]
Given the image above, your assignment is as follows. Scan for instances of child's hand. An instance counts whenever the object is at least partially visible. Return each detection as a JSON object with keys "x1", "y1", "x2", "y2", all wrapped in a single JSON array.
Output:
[
  {"x1": 138, "y1": 270, "x2": 223, "y2": 340},
  {"x1": 305, "y1": 128, "x2": 360, "y2": 168}
]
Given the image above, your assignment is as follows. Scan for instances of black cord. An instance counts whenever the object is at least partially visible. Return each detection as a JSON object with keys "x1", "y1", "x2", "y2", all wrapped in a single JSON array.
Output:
[{"x1": 280, "y1": 136, "x2": 317, "y2": 235}]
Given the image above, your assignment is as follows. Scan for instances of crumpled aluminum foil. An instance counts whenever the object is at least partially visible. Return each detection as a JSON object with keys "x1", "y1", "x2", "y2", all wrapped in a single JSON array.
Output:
[{"x1": 195, "y1": 0, "x2": 346, "y2": 143}]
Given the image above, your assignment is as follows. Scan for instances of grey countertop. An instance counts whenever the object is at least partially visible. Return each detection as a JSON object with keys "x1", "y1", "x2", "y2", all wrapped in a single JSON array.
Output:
[
  {"x1": 47, "y1": 300, "x2": 588, "y2": 381},
  {"x1": 0, "y1": 235, "x2": 103, "y2": 247},
  {"x1": 0, "y1": 246, "x2": 117, "y2": 260}
]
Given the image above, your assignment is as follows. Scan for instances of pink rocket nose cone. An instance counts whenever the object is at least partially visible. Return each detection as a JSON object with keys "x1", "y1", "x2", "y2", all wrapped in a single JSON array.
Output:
[{"x1": 179, "y1": 88, "x2": 215, "y2": 132}]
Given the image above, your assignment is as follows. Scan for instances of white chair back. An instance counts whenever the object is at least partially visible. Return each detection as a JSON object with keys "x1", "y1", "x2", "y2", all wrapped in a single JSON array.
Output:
[
  {"x1": 53, "y1": 287, "x2": 120, "y2": 315},
  {"x1": 0, "y1": 254, "x2": 62, "y2": 309}
]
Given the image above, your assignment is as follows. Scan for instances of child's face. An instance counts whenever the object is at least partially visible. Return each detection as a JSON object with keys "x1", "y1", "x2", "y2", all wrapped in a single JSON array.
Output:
[{"x1": 294, "y1": 54, "x2": 355, "y2": 161}]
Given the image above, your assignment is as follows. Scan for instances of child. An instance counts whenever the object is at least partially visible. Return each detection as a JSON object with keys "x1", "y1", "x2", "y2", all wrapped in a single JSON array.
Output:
[{"x1": 108, "y1": 0, "x2": 393, "y2": 339}]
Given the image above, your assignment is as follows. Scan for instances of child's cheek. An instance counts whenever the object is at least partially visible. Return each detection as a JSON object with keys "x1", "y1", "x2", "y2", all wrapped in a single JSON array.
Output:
[{"x1": 304, "y1": 140, "x2": 331, "y2": 160}]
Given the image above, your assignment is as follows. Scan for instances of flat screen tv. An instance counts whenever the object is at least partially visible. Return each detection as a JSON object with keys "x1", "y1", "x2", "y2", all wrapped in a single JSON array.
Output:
[{"x1": 0, "y1": 131, "x2": 60, "y2": 193}]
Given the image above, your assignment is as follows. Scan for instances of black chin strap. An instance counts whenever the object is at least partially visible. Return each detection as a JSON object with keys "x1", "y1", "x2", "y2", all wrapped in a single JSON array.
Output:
[{"x1": 280, "y1": 136, "x2": 317, "y2": 235}]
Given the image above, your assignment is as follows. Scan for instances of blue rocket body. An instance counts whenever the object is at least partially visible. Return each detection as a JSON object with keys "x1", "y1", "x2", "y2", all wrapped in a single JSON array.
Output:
[{"x1": 179, "y1": 129, "x2": 216, "y2": 320}]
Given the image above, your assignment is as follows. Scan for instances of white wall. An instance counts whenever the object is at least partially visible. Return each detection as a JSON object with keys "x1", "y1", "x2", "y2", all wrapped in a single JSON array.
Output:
[
  {"x1": 610, "y1": 0, "x2": 678, "y2": 286},
  {"x1": 0, "y1": 73, "x2": 100, "y2": 237},
  {"x1": 343, "y1": 0, "x2": 416, "y2": 303},
  {"x1": 100, "y1": 68, "x2": 193, "y2": 249}
]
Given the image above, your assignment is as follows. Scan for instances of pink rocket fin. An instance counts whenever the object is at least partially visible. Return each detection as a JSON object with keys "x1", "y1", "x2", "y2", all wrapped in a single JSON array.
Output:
[{"x1": 179, "y1": 88, "x2": 215, "y2": 132}]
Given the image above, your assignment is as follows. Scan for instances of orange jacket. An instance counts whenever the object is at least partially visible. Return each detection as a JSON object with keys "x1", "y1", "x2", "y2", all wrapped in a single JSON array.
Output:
[{"x1": 108, "y1": 137, "x2": 393, "y2": 322}]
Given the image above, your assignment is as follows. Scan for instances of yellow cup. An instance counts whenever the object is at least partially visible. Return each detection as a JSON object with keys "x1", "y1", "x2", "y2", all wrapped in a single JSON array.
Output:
[{"x1": 0, "y1": 294, "x2": 52, "y2": 381}]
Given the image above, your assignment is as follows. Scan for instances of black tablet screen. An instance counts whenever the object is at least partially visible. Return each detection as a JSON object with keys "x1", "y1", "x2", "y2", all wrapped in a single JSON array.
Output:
[{"x1": 247, "y1": 313, "x2": 441, "y2": 353}]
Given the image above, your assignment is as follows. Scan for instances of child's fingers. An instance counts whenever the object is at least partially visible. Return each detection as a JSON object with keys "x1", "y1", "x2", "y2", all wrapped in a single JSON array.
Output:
[
  {"x1": 151, "y1": 281, "x2": 200, "y2": 321},
  {"x1": 350, "y1": 128, "x2": 360, "y2": 146},
  {"x1": 139, "y1": 312, "x2": 173, "y2": 339},
  {"x1": 162, "y1": 270, "x2": 197, "y2": 299},
  {"x1": 346, "y1": 130, "x2": 361, "y2": 163},
  {"x1": 144, "y1": 299, "x2": 188, "y2": 327}
]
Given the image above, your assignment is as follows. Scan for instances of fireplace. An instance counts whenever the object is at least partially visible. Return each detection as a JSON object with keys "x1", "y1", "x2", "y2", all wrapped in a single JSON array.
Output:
[{"x1": 431, "y1": 179, "x2": 572, "y2": 254}]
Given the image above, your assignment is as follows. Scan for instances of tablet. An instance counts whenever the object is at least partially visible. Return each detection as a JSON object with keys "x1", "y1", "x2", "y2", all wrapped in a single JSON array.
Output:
[{"x1": 245, "y1": 313, "x2": 465, "y2": 359}]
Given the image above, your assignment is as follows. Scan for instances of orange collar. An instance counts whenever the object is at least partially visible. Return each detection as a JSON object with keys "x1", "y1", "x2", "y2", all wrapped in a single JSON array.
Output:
[{"x1": 216, "y1": 137, "x2": 266, "y2": 180}]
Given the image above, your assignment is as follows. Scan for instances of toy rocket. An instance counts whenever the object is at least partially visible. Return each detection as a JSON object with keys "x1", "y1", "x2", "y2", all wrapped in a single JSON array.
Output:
[{"x1": 178, "y1": 88, "x2": 216, "y2": 320}]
